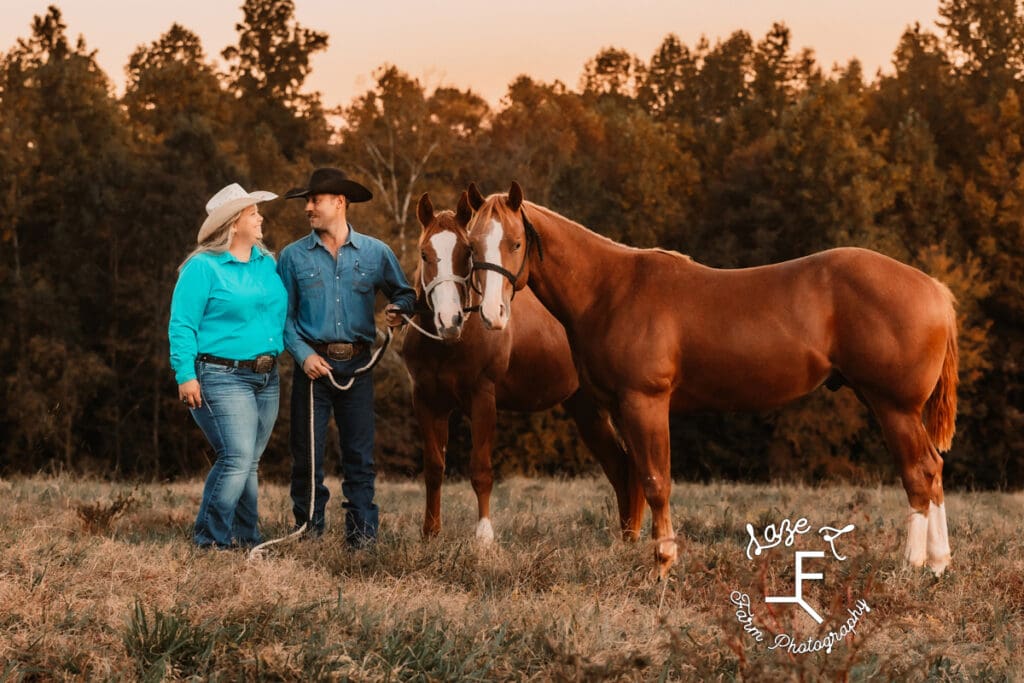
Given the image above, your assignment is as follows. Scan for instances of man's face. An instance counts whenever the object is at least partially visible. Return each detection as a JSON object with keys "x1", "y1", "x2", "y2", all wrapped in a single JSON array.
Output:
[{"x1": 305, "y1": 193, "x2": 344, "y2": 229}]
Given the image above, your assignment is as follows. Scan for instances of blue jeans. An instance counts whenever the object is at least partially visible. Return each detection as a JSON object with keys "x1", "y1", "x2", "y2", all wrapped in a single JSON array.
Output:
[
  {"x1": 290, "y1": 353, "x2": 378, "y2": 546},
  {"x1": 190, "y1": 361, "x2": 279, "y2": 548}
]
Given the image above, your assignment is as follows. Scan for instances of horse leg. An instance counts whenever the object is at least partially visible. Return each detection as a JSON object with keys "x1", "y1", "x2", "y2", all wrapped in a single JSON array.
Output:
[
  {"x1": 614, "y1": 390, "x2": 676, "y2": 579},
  {"x1": 562, "y1": 389, "x2": 645, "y2": 540},
  {"x1": 469, "y1": 386, "x2": 498, "y2": 544},
  {"x1": 875, "y1": 406, "x2": 950, "y2": 575},
  {"x1": 416, "y1": 396, "x2": 451, "y2": 538}
]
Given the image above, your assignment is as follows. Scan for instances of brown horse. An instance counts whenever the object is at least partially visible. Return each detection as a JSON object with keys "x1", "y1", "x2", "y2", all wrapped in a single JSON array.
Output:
[
  {"x1": 467, "y1": 182, "x2": 958, "y2": 578},
  {"x1": 399, "y1": 192, "x2": 643, "y2": 542}
]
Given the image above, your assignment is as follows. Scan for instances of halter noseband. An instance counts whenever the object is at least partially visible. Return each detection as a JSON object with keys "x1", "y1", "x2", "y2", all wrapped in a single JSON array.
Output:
[
  {"x1": 470, "y1": 208, "x2": 543, "y2": 298},
  {"x1": 417, "y1": 252, "x2": 477, "y2": 318}
]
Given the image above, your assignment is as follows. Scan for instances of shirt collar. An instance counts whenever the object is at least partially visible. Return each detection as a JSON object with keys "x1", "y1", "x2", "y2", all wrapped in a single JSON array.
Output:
[
  {"x1": 214, "y1": 246, "x2": 264, "y2": 264},
  {"x1": 306, "y1": 224, "x2": 365, "y2": 250}
]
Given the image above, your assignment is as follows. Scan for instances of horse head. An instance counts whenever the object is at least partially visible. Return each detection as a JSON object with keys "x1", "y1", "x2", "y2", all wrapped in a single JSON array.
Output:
[
  {"x1": 416, "y1": 191, "x2": 474, "y2": 342},
  {"x1": 466, "y1": 181, "x2": 538, "y2": 331}
]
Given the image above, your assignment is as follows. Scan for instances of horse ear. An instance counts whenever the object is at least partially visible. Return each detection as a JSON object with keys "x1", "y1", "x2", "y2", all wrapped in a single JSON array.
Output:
[
  {"x1": 456, "y1": 191, "x2": 473, "y2": 227},
  {"x1": 507, "y1": 181, "x2": 524, "y2": 211},
  {"x1": 416, "y1": 192, "x2": 434, "y2": 228},
  {"x1": 468, "y1": 182, "x2": 485, "y2": 210}
]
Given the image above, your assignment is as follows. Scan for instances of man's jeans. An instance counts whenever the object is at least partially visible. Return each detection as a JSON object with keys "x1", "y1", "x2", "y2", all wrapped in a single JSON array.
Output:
[
  {"x1": 190, "y1": 361, "x2": 279, "y2": 548},
  {"x1": 290, "y1": 353, "x2": 378, "y2": 546}
]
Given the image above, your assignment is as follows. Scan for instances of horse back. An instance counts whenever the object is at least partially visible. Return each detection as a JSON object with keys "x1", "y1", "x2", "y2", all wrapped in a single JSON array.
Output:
[{"x1": 576, "y1": 247, "x2": 953, "y2": 412}]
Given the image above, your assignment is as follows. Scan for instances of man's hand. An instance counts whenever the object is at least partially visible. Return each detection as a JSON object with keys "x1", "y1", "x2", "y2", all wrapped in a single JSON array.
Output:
[
  {"x1": 178, "y1": 379, "x2": 202, "y2": 409},
  {"x1": 302, "y1": 353, "x2": 333, "y2": 379},
  {"x1": 385, "y1": 304, "x2": 406, "y2": 328}
]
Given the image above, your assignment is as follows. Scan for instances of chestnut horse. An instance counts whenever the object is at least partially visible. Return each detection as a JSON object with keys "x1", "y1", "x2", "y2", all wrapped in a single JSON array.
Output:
[
  {"x1": 399, "y1": 192, "x2": 642, "y2": 542},
  {"x1": 467, "y1": 182, "x2": 958, "y2": 579}
]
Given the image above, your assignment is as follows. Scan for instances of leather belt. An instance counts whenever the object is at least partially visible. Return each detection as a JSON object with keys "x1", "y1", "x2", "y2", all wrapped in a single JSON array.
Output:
[
  {"x1": 197, "y1": 353, "x2": 277, "y2": 373},
  {"x1": 310, "y1": 341, "x2": 369, "y2": 361}
]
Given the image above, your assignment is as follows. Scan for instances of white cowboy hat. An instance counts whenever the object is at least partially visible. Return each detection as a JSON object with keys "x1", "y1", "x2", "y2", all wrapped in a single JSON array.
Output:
[{"x1": 197, "y1": 183, "x2": 278, "y2": 243}]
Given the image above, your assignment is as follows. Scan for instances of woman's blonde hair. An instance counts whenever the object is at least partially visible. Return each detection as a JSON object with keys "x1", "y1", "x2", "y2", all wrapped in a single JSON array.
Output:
[{"x1": 177, "y1": 208, "x2": 272, "y2": 272}]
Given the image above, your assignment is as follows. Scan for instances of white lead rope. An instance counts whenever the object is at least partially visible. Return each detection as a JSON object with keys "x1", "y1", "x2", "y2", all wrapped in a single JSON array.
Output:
[
  {"x1": 248, "y1": 328, "x2": 392, "y2": 560},
  {"x1": 402, "y1": 313, "x2": 445, "y2": 341}
]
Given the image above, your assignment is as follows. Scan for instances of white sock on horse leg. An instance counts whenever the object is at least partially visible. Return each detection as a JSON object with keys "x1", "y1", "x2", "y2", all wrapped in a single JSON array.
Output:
[
  {"x1": 475, "y1": 517, "x2": 494, "y2": 545},
  {"x1": 905, "y1": 507, "x2": 928, "y2": 567},
  {"x1": 926, "y1": 502, "x2": 951, "y2": 576}
]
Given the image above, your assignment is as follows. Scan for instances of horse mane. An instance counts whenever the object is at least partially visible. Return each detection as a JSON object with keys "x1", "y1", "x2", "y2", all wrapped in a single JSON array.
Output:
[{"x1": 516, "y1": 200, "x2": 693, "y2": 263}]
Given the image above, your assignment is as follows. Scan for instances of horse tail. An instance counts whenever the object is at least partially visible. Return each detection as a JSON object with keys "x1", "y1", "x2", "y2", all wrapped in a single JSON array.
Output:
[{"x1": 925, "y1": 287, "x2": 958, "y2": 452}]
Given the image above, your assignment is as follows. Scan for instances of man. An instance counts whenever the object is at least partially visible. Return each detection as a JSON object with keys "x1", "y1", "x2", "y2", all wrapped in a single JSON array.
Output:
[{"x1": 277, "y1": 167, "x2": 415, "y2": 547}]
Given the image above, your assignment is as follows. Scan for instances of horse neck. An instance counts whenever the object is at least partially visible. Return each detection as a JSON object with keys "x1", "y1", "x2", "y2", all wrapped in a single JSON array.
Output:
[{"x1": 526, "y1": 205, "x2": 611, "y2": 326}]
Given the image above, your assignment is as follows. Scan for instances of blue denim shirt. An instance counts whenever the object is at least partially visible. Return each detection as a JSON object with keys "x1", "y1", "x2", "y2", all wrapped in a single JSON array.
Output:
[
  {"x1": 168, "y1": 247, "x2": 288, "y2": 384},
  {"x1": 277, "y1": 227, "x2": 415, "y2": 365}
]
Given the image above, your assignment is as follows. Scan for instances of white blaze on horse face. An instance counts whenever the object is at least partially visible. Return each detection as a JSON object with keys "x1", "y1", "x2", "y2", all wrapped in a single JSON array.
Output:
[
  {"x1": 479, "y1": 219, "x2": 510, "y2": 330},
  {"x1": 428, "y1": 231, "x2": 463, "y2": 333}
]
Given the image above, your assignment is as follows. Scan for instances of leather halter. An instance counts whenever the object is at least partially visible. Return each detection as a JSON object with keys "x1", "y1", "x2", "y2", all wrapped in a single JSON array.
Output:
[
  {"x1": 417, "y1": 246, "x2": 477, "y2": 318},
  {"x1": 470, "y1": 208, "x2": 543, "y2": 299}
]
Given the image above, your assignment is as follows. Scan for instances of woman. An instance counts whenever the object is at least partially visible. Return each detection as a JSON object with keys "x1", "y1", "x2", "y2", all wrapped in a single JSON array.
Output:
[{"x1": 168, "y1": 183, "x2": 287, "y2": 549}]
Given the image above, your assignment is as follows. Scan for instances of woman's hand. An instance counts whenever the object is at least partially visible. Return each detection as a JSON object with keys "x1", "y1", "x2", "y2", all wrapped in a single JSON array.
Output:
[{"x1": 179, "y1": 379, "x2": 202, "y2": 409}]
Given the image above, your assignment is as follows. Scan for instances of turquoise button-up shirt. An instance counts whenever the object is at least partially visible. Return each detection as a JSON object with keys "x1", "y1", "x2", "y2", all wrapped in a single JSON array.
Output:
[
  {"x1": 168, "y1": 247, "x2": 288, "y2": 384},
  {"x1": 277, "y1": 227, "x2": 415, "y2": 365}
]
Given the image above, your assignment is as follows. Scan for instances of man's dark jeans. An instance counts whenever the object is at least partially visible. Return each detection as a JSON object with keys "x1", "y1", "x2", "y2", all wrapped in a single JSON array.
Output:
[{"x1": 289, "y1": 353, "x2": 378, "y2": 546}]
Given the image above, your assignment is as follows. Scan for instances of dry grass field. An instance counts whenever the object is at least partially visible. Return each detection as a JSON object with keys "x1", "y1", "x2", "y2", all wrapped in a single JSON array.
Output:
[{"x1": 0, "y1": 474, "x2": 1021, "y2": 681}]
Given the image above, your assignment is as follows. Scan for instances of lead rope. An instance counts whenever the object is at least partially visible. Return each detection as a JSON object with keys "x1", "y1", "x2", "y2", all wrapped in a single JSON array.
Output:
[
  {"x1": 401, "y1": 313, "x2": 445, "y2": 341},
  {"x1": 248, "y1": 327, "x2": 393, "y2": 560}
]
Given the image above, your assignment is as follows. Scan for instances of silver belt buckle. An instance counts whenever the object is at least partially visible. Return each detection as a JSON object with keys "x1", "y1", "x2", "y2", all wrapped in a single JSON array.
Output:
[
  {"x1": 326, "y1": 343, "x2": 354, "y2": 361},
  {"x1": 253, "y1": 354, "x2": 275, "y2": 373}
]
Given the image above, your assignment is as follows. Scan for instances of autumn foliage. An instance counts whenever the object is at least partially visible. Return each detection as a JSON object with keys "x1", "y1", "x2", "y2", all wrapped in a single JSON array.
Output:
[{"x1": 0, "y1": 1, "x2": 1021, "y2": 488}]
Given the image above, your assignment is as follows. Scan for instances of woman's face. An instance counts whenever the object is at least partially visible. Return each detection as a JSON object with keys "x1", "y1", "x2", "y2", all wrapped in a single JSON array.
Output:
[{"x1": 233, "y1": 205, "x2": 263, "y2": 244}]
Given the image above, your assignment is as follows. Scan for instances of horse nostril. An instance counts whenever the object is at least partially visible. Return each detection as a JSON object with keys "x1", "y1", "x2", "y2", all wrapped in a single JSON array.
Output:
[
  {"x1": 453, "y1": 312, "x2": 463, "y2": 327},
  {"x1": 500, "y1": 303, "x2": 508, "y2": 319}
]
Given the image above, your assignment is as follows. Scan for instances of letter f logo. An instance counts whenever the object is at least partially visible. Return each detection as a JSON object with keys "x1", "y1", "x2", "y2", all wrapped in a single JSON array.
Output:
[{"x1": 766, "y1": 551, "x2": 825, "y2": 624}]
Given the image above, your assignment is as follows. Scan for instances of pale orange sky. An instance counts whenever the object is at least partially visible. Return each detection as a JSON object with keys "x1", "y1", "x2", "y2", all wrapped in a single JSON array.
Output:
[{"x1": 2, "y1": 0, "x2": 943, "y2": 108}]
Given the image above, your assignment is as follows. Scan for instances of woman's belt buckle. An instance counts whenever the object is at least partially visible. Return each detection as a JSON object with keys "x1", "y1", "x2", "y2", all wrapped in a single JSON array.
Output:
[
  {"x1": 253, "y1": 354, "x2": 276, "y2": 373},
  {"x1": 325, "y1": 343, "x2": 355, "y2": 361}
]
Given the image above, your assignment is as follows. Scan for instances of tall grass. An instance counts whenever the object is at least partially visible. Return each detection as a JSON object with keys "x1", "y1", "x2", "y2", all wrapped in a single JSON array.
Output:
[{"x1": 0, "y1": 475, "x2": 1020, "y2": 680}]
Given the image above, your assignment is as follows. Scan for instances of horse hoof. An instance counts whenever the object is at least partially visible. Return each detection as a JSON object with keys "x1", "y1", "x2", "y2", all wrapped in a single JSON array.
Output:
[
  {"x1": 654, "y1": 539, "x2": 678, "y2": 580},
  {"x1": 927, "y1": 554, "x2": 950, "y2": 576}
]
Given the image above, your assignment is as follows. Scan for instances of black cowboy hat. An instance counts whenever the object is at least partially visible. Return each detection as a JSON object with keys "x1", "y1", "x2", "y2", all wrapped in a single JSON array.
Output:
[{"x1": 284, "y1": 167, "x2": 373, "y2": 203}]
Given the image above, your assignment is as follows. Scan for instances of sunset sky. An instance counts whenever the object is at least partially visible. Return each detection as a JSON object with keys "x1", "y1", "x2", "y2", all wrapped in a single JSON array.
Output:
[{"x1": 1, "y1": 0, "x2": 942, "y2": 108}]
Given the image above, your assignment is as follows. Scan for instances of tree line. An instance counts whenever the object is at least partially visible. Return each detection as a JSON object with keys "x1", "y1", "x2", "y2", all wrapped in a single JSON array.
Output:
[{"x1": 1, "y1": 0, "x2": 1021, "y2": 489}]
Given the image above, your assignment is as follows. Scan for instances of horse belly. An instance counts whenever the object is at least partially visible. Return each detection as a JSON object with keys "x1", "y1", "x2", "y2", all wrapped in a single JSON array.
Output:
[
  {"x1": 498, "y1": 348, "x2": 579, "y2": 411},
  {"x1": 673, "y1": 345, "x2": 831, "y2": 412}
]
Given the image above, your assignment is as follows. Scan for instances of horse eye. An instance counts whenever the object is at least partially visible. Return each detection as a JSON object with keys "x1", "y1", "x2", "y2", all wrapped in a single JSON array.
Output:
[
  {"x1": 513, "y1": 241, "x2": 522, "y2": 251},
  {"x1": 421, "y1": 251, "x2": 428, "y2": 261}
]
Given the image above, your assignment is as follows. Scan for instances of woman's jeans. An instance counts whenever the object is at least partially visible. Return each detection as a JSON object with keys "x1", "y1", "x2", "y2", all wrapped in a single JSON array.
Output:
[{"x1": 190, "y1": 361, "x2": 279, "y2": 548}]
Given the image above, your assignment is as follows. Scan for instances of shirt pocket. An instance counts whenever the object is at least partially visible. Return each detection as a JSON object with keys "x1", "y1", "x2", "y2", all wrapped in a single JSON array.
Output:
[
  {"x1": 297, "y1": 265, "x2": 323, "y2": 291},
  {"x1": 353, "y1": 261, "x2": 377, "y2": 293}
]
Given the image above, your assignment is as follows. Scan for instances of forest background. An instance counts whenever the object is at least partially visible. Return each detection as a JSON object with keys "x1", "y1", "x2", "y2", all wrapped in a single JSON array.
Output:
[{"x1": 0, "y1": 0, "x2": 1021, "y2": 489}]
